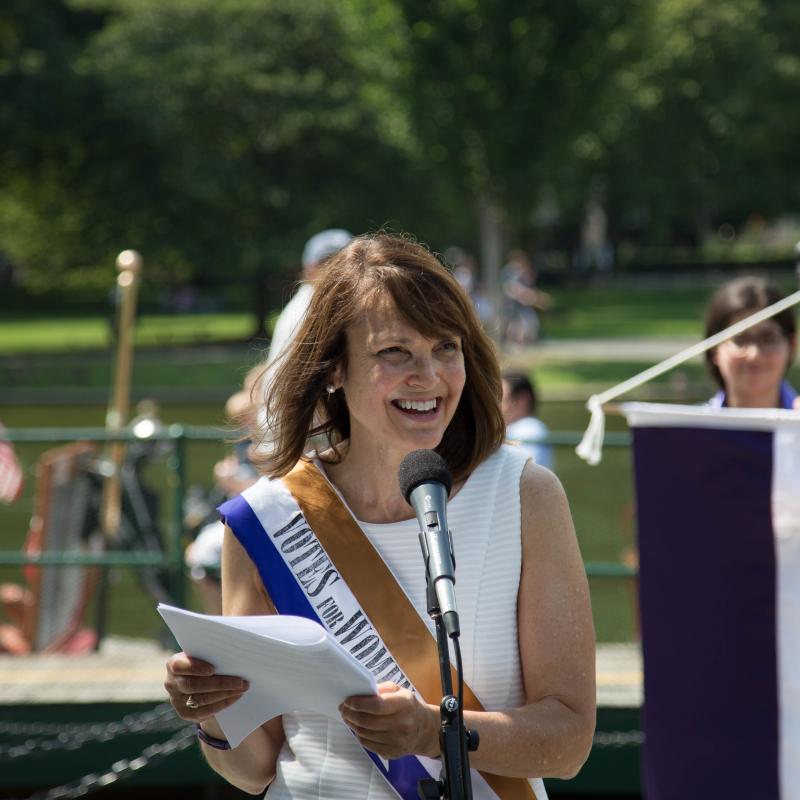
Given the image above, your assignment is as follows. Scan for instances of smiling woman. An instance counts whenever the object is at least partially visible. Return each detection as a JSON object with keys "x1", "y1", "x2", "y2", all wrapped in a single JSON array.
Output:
[
  {"x1": 163, "y1": 232, "x2": 596, "y2": 800},
  {"x1": 704, "y1": 276, "x2": 798, "y2": 409},
  {"x1": 324, "y1": 303, "x2": 467, "y2": 491},
  {"x1": 260, "y1": 233, "x2": 504, "y2": 482}
]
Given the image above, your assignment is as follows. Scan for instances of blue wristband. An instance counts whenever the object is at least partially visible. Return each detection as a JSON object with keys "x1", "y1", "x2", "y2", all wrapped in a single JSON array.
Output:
[{"x1": 195, "y1": 723, "x2": 231, "y2": 750}]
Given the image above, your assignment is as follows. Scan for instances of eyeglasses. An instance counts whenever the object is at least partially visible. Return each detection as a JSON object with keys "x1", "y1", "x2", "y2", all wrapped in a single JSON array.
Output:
[{"x1": 724, "y1": 330, "x2": 787, "y2": 353}]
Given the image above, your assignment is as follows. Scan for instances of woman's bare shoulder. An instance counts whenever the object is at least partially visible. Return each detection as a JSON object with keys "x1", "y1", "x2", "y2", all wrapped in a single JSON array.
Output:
[
  {"x1": 518, "y1": 459, "x2": 575, "y2": 553},
  {"x1": 519, "y1": 458, "x2": 567, "y2": 502}
]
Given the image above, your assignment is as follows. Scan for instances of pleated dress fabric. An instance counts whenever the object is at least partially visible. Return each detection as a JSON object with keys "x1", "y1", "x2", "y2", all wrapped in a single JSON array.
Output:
[{"x1": 266, "y1": 443, "x2": 547, "y2": 799}]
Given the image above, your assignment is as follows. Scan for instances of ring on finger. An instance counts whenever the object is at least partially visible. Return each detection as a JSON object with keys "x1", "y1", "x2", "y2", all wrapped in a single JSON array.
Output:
[{"x1": 186, "y1": 695, "x2": 200, "y2": 710}]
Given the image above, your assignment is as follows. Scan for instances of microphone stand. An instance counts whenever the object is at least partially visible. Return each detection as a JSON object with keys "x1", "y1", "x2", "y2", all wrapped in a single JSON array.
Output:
[{"x1": 417, "y1": 551, "x2": 478, "y2": 800}]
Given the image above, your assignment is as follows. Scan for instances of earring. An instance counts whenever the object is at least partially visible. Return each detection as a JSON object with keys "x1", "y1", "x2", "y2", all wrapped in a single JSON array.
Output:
[{"x1": 326, "y1": 384, "x2": 336, "y2": 394}]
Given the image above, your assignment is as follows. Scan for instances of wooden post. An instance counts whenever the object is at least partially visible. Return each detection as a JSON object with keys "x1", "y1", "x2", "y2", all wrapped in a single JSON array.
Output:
[{"x1": 100, "y1": 249, "x2": 142, "y2": 541}]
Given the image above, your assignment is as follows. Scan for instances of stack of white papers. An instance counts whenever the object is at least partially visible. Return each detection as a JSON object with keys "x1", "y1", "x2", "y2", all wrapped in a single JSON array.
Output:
[{"x1": 158, "y1": 604, "x2": 377, "y2": 747}]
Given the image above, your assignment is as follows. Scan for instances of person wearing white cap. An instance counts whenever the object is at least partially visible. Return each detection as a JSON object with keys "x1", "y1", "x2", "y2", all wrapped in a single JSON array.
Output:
[
  {"x1": 183, "y1": 231, "x2": 354, "y2": 609},
  {"x1": 252, "y1": 229, "x2": 353, "y2": 454},
  {"x1": 266, "y1": 229, "x2": 353, "y2": 366}
]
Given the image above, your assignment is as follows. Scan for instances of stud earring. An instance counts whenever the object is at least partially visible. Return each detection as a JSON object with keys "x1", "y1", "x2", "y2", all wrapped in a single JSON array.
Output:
[{"x1": 326, "y1": 384, "x2": 336, "y2": 394}]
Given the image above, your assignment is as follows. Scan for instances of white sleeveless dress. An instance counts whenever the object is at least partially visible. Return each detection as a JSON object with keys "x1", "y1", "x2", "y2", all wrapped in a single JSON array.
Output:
[{"x1": 265, "y1": 443, "x2": 548, "y2": 799}]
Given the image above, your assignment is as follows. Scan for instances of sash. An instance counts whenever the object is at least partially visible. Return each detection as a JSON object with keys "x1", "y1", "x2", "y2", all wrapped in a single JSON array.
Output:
[{"x1": 220, "y1": 460, "x2": 540, "y2": 800}]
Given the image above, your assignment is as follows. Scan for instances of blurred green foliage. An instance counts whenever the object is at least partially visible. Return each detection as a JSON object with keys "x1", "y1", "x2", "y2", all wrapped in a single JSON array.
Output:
[{"x1": 2, "y1": 0, "x2": 800, "y2": 303}]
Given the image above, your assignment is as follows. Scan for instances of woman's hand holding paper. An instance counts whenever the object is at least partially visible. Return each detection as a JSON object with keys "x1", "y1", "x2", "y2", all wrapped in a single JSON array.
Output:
[
  {"x1": 164, "y1": 651, "x2": 249, "y2": 721},
  {"x1": 339, "y1": 682, "x2": 439, "y2": 759}
]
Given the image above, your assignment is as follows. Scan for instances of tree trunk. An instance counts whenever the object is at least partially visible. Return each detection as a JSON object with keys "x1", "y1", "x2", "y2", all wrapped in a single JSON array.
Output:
[{"x1": 478, "y1": 191, "x2": 505, "y2": 347}]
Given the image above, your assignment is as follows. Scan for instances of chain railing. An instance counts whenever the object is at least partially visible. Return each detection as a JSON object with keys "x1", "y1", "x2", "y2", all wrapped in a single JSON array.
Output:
[
  {"x1": 0, "y1": 704, "x2": 186, "y2": 761},
  {"x1": 0, "y1": 705, "x2": 643, "y2": 800},
  {"x1": 8, "y1": 732, "x2": 196, "y2": 800},
  {"x1": 592, "y1": 729, "x2": 645, "y2": 748},
  {"x1": 0, "y1": 704, "x2": 195, "y2": 800}
]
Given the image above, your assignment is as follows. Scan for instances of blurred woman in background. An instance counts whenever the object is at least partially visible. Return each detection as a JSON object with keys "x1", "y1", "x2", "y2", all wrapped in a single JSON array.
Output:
[{"x1": 704, "y1": 276, "x2": 797, "y2": 409}]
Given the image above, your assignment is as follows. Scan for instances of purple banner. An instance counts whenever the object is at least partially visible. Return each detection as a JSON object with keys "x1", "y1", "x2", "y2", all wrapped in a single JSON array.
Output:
[{"x1": 632, "y1": 426, "x2": 779, "y2": 799}]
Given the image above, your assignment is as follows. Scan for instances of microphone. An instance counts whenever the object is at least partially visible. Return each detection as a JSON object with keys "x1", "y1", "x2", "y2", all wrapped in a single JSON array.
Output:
[{"x1": 398, "y1": 450, "x2": 460, "y2": 637}]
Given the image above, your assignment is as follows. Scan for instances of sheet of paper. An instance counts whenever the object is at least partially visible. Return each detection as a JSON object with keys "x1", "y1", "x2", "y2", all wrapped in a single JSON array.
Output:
[{"x1": 158, "y1": 604, "x2": 377, "y2": 747}]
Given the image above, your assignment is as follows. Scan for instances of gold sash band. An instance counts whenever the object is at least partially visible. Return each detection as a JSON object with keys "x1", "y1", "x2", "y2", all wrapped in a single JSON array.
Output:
[{"x1": 283, "y1": 460, "x2": 536, "y2": 800}]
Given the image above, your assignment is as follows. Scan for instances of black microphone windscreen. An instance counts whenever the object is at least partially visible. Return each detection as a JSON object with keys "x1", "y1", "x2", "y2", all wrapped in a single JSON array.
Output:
[{"x1": 398, "y1": 449, "x2": 452, "y2": 503}]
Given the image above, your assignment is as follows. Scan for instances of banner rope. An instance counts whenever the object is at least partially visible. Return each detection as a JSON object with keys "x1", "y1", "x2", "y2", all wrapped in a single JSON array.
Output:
[{"x1": 576, "y1": 289, "x2": 800, "y2": 465}]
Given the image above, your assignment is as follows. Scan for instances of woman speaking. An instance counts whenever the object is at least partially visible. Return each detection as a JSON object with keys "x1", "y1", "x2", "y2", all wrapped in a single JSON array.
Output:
[{"x1": 164, "y1": 233, "x2": 595, "y2": 799}]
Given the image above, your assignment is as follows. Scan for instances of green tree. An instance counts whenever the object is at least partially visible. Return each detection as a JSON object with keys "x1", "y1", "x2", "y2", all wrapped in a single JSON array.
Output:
[
  {"x1": 0, "y1": 0, "x2": 122, "y2": 295},
  {"x1": 382, "y1": 0, "x2": 644, "y2": 308},
  {"x1": 598, "y1": 0, "x2": 791, "y2": 247},
  {"x1": 375, "y1": 0, "x2": 800, "y2": 264},
  {"x1": 2, "y1": 0, "x2": 434, "y2": 319},
  {"x1": 5, "y1": 0, "x2": 800, "y2": 306}
]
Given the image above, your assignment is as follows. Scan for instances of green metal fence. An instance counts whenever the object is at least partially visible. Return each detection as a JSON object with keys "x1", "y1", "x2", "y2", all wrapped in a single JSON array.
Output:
[
  {"x1": 1, "y1": 425, "x2": 225, "y2": 610},
  {"x1": 0, "y1": 426, "x2": 637, "y2": 605}
]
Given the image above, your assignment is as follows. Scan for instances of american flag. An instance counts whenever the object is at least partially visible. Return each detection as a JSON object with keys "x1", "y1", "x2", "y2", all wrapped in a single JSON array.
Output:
[{"x1": 0, "y1": 436, "x2": 24, "y2": 504}]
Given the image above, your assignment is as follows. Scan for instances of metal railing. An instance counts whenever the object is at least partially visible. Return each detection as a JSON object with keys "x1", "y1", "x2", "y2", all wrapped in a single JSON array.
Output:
[
  {"x1": 0, "y1": 425, "x2": 226, "y2": 608},
  {"x1": 0, "y1": 427, "x2": 638, "y2": 597}
]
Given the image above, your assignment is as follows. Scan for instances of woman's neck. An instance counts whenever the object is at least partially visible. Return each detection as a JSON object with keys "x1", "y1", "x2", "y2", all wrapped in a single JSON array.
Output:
[
  {"x1": 323, "y1": 443, "x2": 414, "y2": 524},
  {"x1": 726, "y1": 384, "x2": 782, "y2": 409}
]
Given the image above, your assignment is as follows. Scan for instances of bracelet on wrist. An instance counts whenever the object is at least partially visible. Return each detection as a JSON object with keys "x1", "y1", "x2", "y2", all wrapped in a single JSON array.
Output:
[{"x1": 195, "y1": 723, "x2": 231, "y2": 750}]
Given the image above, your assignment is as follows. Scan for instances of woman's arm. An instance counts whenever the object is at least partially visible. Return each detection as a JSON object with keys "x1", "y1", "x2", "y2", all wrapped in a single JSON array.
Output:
[
  {"x1": 460, "y1": 461, "x2": 596, "y2": 777},
  {"x1": 166, "y1": 526, "x2": 286, "y2": 795},
  {"x1": 341, "y1": 461, "x2": 596, "y2": 779}
]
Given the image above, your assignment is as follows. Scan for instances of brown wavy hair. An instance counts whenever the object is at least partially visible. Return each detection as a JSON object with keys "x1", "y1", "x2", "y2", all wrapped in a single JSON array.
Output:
[
  {"x1": 253, "y1": 232, "x2": 505, "y2": 482},
  {"x1": 704, "y1": 275, "x2": 796, "y2": 389}
]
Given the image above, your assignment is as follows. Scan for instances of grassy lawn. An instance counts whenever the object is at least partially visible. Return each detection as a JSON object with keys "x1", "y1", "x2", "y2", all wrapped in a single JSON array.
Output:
[
  {"x1": 542, "y1": 286, "x2": 707, "y2": 339},
  {"x1": 0, "y1": 284, "x2": 721, "y2": 398},
  {"x1": 531, "y1": 360, "x2": 704, "y2": 386},
  {"x1": 4, "y1": 276, "x2": 798, "y2": 354},
  {"x1": 0, "y1": 284, "x2": 715, "y2": 354},
  {"x1": 0, "y1": 354, "x2": 706, "y2": 393},
  {"x1": 0, "y1": 312, "x2": 254, "y2": 353},
  {"x1": 1, "y1": 347, "x2": 265, "y2": 392}
]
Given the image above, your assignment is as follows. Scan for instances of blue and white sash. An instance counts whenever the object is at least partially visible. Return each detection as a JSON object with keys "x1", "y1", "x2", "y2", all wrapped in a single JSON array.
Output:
[{"x1": 219, "y1": 460, "x2": 539, "y2": 800}]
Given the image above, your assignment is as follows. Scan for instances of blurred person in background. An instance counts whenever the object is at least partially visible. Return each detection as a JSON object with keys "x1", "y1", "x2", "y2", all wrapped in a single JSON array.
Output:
[
  {"x1": 613, "y1": 276, "x2": 798, "y2": 642},
  {"x1": 185, "y1": 366, "x2": 261, "y2": 614},
  {"x1": 0, "y1": 423, "x2": 24, "y2": 506},
  {"x1": 501, "y1": 371, "x2": 554, "y2": 470},
  {"x1": 256, "y1": 229, "x2": 354, "y2": 450},
  {"x1": 445, "y1": 245, "x2": 493, "y2": 328},
  {"x1": 0, "y1": 424, "x2": 27, "y2": 652},
  {"x1": 267, "y1": 228, "x2": 353, "y2": 367},
  {"x1": 501, "y1": 250, "x2": 553, "y2": 346},
  {"x1": 704, "y1": 276, "x2": 798, "y2": 409}
]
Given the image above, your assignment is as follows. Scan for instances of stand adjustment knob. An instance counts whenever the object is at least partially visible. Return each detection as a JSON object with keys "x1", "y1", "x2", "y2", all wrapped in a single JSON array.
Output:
[
  {"x1": 443, "y1": 696, "x2": 459, "y2": 713},
  {"x1": 466, "y1": 728, "x2": 480, "y2": 752}
]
